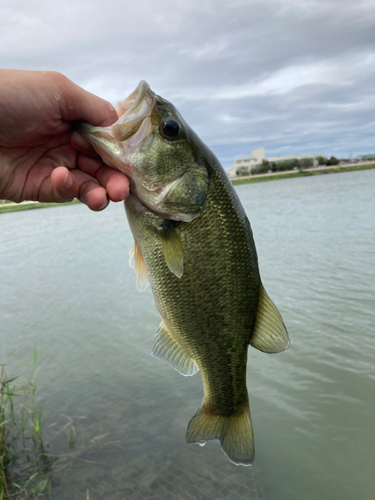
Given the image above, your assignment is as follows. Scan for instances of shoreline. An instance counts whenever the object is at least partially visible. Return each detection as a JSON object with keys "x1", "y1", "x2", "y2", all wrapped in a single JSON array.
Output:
[
  {"x1": 231, "y1": 162, "x2": 375, "y2": 185},
  {"x1": 1, "y1": 163, "x2": 374, "y2": 214},
  {"x1": 0, "y1": 198, "x2": 81, "y2": 214}
]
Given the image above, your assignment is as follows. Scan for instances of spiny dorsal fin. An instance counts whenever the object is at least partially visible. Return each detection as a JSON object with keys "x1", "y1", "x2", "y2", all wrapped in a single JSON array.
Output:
[
  {"x1": 151, "y1": 320, "x2": 198, "y2": 376},
  {"x1": 250, "y1": 284, "x2": 290, "y2": 353},
  {"x1": 129, "y1": 241, "x2": 149, "y2": 292},
  {"x1": 157, "y1": 220, "x2": 183, "y2": 278}
]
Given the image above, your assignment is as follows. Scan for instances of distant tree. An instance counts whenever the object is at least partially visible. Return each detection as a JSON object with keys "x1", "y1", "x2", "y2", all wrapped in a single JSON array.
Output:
[
  {"x1": 236, "y1": 166, "x2": 251, "y2": 177},
  {"x1": 284, "y1": 159, "x2": 299, "y2": 170},
  {"x1": 299, "y1": 158, "x2": 314, "y2": 169},
  {"x1": 271, "y1": 159, "x2": 299, "y2": 172},
  {"x1": 260, "y1": 159, "x2": 270, "y2": 172},
  {"x1": 327, "y1": 156, "x2": 339, "y2": 165},
  {"x1": 277, "y1": 162, "x2": 289, "y2": 171},
  {"x1": 317, "y1": 156, "x2": 326, "y2": 165},
  {"x1": 252, "y1": 160, "x2": 269, "y2": 175}
]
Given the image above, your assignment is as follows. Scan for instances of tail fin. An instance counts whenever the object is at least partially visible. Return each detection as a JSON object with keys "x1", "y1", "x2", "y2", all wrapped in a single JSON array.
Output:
[{"x1": 186, "y1": 397, "x2": 254, "y2": 466}]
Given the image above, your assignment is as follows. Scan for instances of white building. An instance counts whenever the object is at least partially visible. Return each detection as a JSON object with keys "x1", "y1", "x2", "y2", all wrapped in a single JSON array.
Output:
[{"x1": 228, "y1": 147, "x2": 325, "y2": 177}]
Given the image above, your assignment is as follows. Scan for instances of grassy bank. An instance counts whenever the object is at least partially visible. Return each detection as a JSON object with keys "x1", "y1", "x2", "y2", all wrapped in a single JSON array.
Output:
[
  {"x1": 231, "y1": 163, "x2": 375, "y2": 186},
  {"x1": 0, "y1": 199, "x2": 81, "y2": 214}
]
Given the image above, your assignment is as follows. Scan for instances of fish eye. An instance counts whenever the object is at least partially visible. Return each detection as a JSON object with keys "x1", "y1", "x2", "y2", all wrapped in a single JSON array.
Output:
[{"x1": 161, "y1": 119, "x2": 180, "y2": 139}]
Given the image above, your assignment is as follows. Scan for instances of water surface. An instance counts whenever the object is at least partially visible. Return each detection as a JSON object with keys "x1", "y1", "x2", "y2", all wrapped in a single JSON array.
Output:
[{"x1": 1, "y1": 169, "x2": 374, "y2": 499}]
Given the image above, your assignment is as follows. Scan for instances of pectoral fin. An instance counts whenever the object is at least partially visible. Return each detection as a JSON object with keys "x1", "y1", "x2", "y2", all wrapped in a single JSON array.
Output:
[
  {"x1": 151, "y1": 320, "x2": 198, "y2": 376},
  {"x1": 250, "y1": 284, "x2": 290, "y2": 353},
  {"x1": 157, "y1": 220, "x2": 183, "y2": 278},
  {"x1": 129, "y1": 241, "x2": 149, "y2": 292}
]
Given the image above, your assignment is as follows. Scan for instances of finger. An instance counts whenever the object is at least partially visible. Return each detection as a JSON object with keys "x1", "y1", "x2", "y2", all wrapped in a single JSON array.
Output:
[
  {"x1": 70, "y1": 131, "x2": 102, "y2": 159},
  {"x1": 56, "y1": 73, "x2": 118, "y2": 126},
  {"x1": 51, "y1": 167, "x2": 108, "y2": 211},
  {"x1": 77, "y1": 155, "x2": 130, "y2": 202},
  {"x1": 50, "y1": 166, "x2": 79, "y2": 202},
  {"x1": 95, "y1": 167, "x2": 130, "y2": 202},
  {"x1": 77, "y1": 177, "x2": 109, "y2": 211}
]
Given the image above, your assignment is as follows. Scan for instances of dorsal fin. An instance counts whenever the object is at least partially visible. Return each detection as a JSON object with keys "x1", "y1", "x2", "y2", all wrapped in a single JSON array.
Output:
[
  {"x1": 151, "y1": 320, "x2": 198, "y2": 376},
  {"x1": 129, "y1": 241, "x2": 149, "y2": 292},
  {"x1": 157, "y1": 220, "x2": 184, "y2": 278},
  {"x1": 250, "y1": 284, "x2": 290, "y2": 353}
]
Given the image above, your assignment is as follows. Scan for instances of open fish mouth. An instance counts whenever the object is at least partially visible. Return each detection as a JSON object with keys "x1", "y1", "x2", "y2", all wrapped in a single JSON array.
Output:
[
  {"x1": 77, "y1": 80, "x2": 155, "y2": 177},
  {"x1": 112, "y1": 80, "x2": 154, "y2": 141},
  {"x1": 81, "y1": 79, "x2": 154, "y2": 140}
]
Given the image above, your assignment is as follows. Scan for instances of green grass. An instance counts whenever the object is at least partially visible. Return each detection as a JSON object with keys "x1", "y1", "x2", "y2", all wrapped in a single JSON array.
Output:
[
  {"x1": 231, "y1": 163, "x2": 375, "y2": 186},
  {"x1": 0, "y1": 350, "x2": 48, "y2": 499},
  {"x1": 0, "y1": 351, "x2": 120, "y2": 499},
  {"x1": 0, "y1": 199, "x2": 81, "y2": 214}
]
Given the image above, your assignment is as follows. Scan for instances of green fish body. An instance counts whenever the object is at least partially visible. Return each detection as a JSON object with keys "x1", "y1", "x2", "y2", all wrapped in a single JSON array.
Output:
[{"x1": 78, "y1": 81, "x2": 289, "y2": 466}]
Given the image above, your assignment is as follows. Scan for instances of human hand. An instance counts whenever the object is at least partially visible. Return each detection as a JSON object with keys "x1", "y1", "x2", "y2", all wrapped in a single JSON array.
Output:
[{"x1": 0, "y1": 69, "x2": 129, "y2": 211}]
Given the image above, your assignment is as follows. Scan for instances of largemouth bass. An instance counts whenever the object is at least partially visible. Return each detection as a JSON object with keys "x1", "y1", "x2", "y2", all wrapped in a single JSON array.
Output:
[{"x1": 78, "y1": 81, "x2": 289, "y2": 466}]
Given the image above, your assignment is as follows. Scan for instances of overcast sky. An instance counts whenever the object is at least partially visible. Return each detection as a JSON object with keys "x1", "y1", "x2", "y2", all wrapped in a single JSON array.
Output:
[{"x1": 1, "y1": 0, "x2": 374, "y2": 169}]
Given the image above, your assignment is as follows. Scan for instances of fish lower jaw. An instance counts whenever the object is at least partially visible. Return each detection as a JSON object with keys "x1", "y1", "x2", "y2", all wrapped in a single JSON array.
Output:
[
  {"x1": 129, "y1": 187, "x2": 201, "y2": 222},
  {"x1": 126, "y1": 192, "x2": 152, "y2": 216},
  {"x1": 126, "y1": 191, "x2": 178, "y2": 220}
]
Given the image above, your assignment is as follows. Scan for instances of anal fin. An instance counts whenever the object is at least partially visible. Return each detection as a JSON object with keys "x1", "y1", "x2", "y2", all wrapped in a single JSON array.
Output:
[
  {"x1": 151, "y1": 320, "x2": 198, "y2": 376},
  {"x1": 250, "y1": 284, "x2": 290, "y2": 353}
]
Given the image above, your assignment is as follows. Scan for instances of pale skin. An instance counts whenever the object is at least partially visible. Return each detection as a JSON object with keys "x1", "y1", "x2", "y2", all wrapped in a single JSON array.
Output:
[{"x1": 0, "y1": 69, "x2": 129, "y2": 211}]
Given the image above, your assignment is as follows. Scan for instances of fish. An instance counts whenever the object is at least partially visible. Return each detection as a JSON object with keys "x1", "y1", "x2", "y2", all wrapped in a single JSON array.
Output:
[{"x1": 78, "y1": 81, "x2": 290, "y2": 466}]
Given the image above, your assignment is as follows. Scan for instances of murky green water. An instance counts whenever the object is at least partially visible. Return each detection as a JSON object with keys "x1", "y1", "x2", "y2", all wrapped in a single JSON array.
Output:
[{"x1": 1, "y1": 170, "x2": 374, "y2": 500}]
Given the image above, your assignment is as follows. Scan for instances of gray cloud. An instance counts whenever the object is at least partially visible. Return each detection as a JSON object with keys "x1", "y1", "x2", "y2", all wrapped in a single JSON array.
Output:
[{"x1": 1, "y1": 0, "x2": 374, "y2": 168}]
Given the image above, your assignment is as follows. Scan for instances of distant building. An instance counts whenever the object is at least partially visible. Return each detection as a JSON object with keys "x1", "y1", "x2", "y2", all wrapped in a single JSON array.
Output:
[
  {"x1": 339, "y1": 159, "x2": 359, "y2": 165},
  {"x1": 228, "y1": 147, "x2": 325, "y2": 177},
  {"x1": 357, "y1": 154, "x2": 375, "y2": 161}
]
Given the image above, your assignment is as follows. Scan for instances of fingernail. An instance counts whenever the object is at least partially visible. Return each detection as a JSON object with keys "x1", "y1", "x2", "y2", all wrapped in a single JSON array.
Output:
[
  {"x1": 119, "y1": 192, "x2": 127, "y2": 201},
  {"x1": 107, "y1": 101, "x2": 115, "y2": 113},
  {"x1": 62, "y1": 172, "x2": 73, "y2": 189},
  {"x1": 99, "y1": 198, "x2": 110, "y2": 211}
]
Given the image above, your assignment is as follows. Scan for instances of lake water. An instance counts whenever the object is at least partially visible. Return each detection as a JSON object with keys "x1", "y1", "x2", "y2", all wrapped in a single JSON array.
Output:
[{"x1": 1, "y1": 170, "x2": 374, "y2": 500}]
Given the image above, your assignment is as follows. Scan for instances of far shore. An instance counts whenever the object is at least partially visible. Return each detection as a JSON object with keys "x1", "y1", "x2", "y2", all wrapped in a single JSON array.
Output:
[
  {"x1": 231, "y1": 162, "x2": 375, "y2": 185},
  {"x1": 1, "y1": 162, "x2": 374, "y2": 214}
]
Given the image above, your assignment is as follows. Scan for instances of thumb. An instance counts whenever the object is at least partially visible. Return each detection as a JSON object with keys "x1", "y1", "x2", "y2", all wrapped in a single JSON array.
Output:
[{"x1": 58, "y1": 74, "x2": 118, "y2": 127}]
